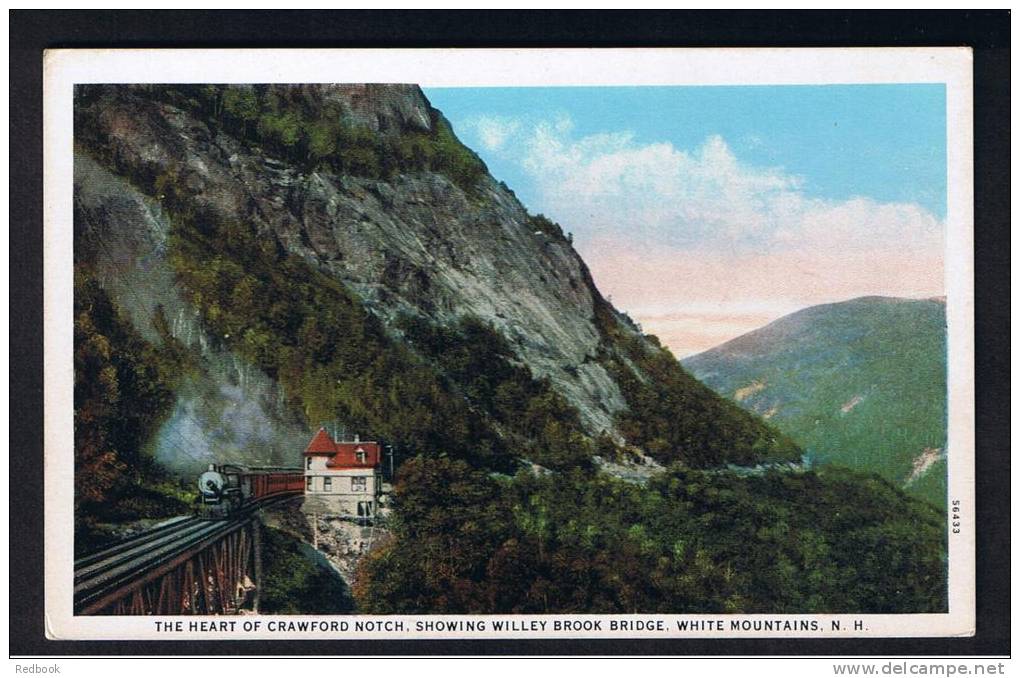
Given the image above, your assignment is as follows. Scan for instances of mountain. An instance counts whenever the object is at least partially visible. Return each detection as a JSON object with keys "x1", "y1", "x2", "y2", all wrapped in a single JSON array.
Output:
[
  {"x1": 73, "y1": 83, "x2": 797, "y2": 475},
  {"x1": 72, "y1": 84, "x2": 946, "y2": 612},
  {"x1": 683, "y1": 296, "x2": 947, "y2": 507}
]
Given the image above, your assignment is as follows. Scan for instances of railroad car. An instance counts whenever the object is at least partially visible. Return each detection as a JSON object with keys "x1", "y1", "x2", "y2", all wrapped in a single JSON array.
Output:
[{"x1": 196, "y1": 464, "x2": 304, "y2": 518}]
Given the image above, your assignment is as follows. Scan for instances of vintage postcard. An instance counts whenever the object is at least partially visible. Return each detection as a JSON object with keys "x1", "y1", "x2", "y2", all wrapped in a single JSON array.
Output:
[{"x1": 44, "y1": 47, "x2": 974, "y2": 641}]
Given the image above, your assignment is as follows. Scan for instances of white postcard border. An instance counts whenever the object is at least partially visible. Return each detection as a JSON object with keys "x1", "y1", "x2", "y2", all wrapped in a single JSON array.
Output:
[{"x1": 43, "y1": 47, "x2": 975, "y2": 641}]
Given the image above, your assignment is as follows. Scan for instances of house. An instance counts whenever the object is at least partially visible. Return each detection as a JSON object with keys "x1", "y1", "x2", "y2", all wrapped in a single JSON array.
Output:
[{"x1": 303, "y1": 428, "x2": 383, "y2": 518}]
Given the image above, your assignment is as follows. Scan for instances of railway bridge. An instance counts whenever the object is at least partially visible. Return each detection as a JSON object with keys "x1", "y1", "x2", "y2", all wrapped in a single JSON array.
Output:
[{"x1": 74, "y1": 496, "x2": 295, "y2": 615}]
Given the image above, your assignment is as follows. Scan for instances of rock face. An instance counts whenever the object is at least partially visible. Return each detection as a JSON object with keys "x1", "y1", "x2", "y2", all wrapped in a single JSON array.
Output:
[
  {"x1": 291, "y1": 84, "x2": 434, "y2": 134},
  {"x1": 75, "y1": 153, "x2": 311, "y2": 471},
  {"x1": 75, "y1": 83, "x2": 797, "y2": 481},
  {"x1": 283, "y1": 168, "x2": 624, "y2": 436},
  {"x1": 261, "y1": 498, "x2": 389, "y2": 586},
  {"x1": 75, "y1": 84, "x2": 629, "y2": 454}
]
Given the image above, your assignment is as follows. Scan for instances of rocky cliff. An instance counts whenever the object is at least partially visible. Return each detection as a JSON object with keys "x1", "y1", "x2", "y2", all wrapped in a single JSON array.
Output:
[
  {"x1": 75, "y1": 154, "x2": 312, "y2": 470},
  {"x1": 73, "y1": 83, "x2": 795, "y2": 473}
]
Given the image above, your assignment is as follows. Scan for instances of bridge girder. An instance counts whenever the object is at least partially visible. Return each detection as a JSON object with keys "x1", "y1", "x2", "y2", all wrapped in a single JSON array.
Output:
[{"x1": 82, "y1": 519, "x2": 260, "y2": 616}]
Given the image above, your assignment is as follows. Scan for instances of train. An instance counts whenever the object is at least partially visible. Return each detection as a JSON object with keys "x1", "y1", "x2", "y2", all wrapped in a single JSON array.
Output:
[{"x1": 196, "y1": 464, "x2": 304, "y2": 519}]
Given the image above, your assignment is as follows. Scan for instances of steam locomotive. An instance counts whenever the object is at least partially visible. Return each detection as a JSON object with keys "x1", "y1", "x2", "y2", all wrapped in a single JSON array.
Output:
[{"x1": 196, "y1": 464, "x2": 304, "y2": 519}]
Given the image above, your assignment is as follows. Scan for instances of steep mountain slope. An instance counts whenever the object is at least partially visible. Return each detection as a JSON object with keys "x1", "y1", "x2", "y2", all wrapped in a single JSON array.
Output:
[
  {"x1": 683, "y1": 296, "x2": 947, "y2": 507},
  {"x1": 75, "y1": 154, "x2": 313, "y2": 473},
  {"x1": 73, "y1": 83, "x2": 796, "y2": 473},
  {"x1": 72, "y1": 85, "x2": 947, "y2": 612}
]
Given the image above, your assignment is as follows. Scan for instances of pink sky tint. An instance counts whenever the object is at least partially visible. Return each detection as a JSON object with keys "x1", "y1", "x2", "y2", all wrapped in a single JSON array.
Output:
[
  {"x1": 637, "y1": 311, "x2": 786, "y2": 360},
  {"x1": 580, "y1": 238, "x2": 945, "y2": 358}
]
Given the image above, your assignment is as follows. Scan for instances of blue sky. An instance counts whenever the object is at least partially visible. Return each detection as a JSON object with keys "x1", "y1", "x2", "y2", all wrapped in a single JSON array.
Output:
[
  {"x1": 426, "y1": 85, "x2": 946, "y2": 219},
  {"x1": 424, "y1": 85, "x2": 947, "y2": 356}
]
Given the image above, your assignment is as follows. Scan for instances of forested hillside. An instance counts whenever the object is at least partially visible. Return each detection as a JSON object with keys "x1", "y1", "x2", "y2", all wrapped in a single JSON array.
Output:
[
  {"x1": 73, "y1": 84, "x2": 947, "y2": 611},
  {"x1": 685, "y1": 297, "x2": 947, "y2": 508}
]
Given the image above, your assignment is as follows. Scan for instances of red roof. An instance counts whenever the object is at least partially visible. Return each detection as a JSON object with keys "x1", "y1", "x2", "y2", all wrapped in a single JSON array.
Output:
[
  {"x1": 305, "y1": 428, "x2": 337, "y2": 455},
  {"x1": 303, "y1": 429, "x2": 381, "y2": 469},
  {"x1": 327, "y1": 442, "x2": 381, "y2": 469}
]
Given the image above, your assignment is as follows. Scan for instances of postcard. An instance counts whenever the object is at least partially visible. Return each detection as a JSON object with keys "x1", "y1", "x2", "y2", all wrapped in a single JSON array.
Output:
[{"x1": 44, "y1": 47, "x2": 974, "y2": 641}]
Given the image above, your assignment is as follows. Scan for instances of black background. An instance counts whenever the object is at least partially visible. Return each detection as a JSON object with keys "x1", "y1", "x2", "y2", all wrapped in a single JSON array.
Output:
[{"x1": 9, "y1": 9, "x2": 1010, "y2": 657}]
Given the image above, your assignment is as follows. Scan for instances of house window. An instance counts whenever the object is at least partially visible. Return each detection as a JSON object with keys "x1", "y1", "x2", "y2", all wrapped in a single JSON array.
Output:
[
  {"x1": 305, "y1": 457, "x2": 312, "y2": 470},
  {"x1": 356, "y1": 448, "x2": 366, "y2": 464},
  {"x1": 351, "y1": 477, "x2": 367, "y2": 492},
  {"x1": 323, "y1": 477, "x2": 332, "y2": 492},
  {"x1": 306, "y1": 477, "x2": 313, "y2": 492}
]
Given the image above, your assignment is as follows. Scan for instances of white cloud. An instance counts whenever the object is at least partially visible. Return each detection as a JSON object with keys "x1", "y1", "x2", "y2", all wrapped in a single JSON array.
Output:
[
  {"x1": 516, "y1": 118, "x2": 943, "y2": 260},
  {"x1": 460, "y1": 112, "x2": 946, "y2": 354},
  {"x1": 462, "y1": 115, "x2": 521, "y2": 153}
]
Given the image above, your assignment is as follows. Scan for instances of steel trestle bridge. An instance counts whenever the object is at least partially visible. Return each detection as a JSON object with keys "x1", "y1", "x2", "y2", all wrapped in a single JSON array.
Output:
[{"x1": 74, "y1": 495, "x2": 297, "y2": 615}]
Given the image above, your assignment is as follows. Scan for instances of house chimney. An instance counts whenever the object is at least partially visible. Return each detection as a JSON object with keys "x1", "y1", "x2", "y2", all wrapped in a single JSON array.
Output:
[{"x1": 354, "y1": 433, "x2": 360, "y2": 443}]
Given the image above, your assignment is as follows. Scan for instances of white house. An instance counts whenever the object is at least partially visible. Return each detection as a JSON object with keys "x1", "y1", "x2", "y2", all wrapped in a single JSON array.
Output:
[{"x1": 303, "y1": 428, "x2": 383, "y2": 518}]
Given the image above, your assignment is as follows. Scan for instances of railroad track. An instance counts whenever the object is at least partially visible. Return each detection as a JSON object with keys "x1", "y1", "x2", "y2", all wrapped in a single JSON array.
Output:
[
  {"x1": 74, "y1": 516, "x2": 201, "y2": 574},
  {"x1": 73, "y1": 494, "x2": 298, "y2": 614}
]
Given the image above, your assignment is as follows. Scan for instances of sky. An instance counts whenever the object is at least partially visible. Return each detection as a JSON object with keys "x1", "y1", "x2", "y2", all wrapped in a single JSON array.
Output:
[{"x1": 425, "y1": 85, "x2": 947, "y2": 358}]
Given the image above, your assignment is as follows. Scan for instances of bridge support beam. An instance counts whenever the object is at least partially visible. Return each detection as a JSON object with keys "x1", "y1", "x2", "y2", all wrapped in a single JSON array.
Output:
[
  {"x1": 83, "y1": 518, "x2": 262, "y2": 616},
  {"x1": 252, "y1": 518, "x2": 262, "y2": 614}
]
